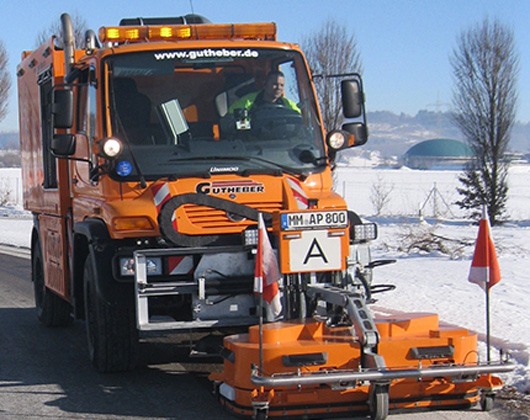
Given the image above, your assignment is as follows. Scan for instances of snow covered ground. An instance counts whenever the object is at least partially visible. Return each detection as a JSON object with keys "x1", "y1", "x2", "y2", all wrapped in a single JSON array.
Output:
[
  {"x1": 0, "y1": 165, "x2": 529, "y2": 394},
  {"x1": 335, "y1": 163, "x2": 530, "y2": 394}
]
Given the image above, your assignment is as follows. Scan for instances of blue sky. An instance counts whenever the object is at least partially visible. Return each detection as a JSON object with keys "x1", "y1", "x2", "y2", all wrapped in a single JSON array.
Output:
[{"x1": 1, "y1": 0, "x2": 529, "y2": 132}]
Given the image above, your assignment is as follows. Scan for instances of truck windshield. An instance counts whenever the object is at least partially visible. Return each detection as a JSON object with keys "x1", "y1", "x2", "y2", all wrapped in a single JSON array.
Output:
[{"x1": 105, "y1": 48, "x2": 325, "y2": 181}]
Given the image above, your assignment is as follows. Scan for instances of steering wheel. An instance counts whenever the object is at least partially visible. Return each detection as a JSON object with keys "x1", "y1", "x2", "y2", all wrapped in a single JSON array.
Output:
[{"x1": 250, "y1": 104, "x2": 303, "y2": 140}]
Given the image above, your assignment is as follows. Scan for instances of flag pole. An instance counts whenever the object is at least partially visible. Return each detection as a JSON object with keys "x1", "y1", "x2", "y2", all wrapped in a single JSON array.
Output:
[
  {"x1": 483, "y1": 205, "x2": 491, "y2": 364},
  {"x1": 485, "y1": 286, "x2": 491, "y2": 363},
  {"x1": 469, "y1": 205, "x2": 501, "y2": 366},
  {"x1": 254, "y1": 211, "x2": 282, "y2": 376},
  {"x1": 259, "y1": 286, "x2": 264, "y2": 375},
  {"x1": 257, "y1": 213, "x2": 264, "y2": 376}
]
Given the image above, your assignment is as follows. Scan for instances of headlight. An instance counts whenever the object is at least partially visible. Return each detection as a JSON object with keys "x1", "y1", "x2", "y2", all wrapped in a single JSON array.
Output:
[
  {"x1": 243, "y1": 228, "x2": 259, "y2": 247},
  {"x1": 351, "y1": 223, "x2": 378, "y2": 243},
  {"x1": 326, "y1": 130, "x2": 347, "y2": 150},
  {"x1": 100, "y1": 137, "x2": 123, "y2": 158}
]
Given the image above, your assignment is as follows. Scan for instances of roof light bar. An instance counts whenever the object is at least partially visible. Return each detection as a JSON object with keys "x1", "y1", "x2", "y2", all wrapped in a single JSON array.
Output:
[{"x1": 99, "y1": 22, "x2": 277, "y2": 44}]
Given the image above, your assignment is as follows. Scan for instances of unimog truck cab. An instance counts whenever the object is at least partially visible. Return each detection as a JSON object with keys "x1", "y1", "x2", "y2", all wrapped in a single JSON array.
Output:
[{"x1": 19, "y1": 14, "x2": 371, "y2": 372}]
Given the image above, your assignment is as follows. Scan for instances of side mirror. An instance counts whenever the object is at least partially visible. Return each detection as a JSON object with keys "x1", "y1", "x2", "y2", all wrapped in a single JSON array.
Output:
[
  {"x1": 51, "y1": 134, "x2": 76, "y2": 156},
  {"x1": 341, "y1": 79, "x2": 363, "y2": 118},
  {"x1": 342, "y1": 122, "x2": 368, "y2": 146},
  {"x1": 52, "y1": 89, "x2": 74, "y2": 129}
]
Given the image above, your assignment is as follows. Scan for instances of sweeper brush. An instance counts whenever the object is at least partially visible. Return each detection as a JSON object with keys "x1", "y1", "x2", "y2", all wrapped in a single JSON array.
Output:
[{"x1": 210, "y1": 284, "x2": 514, "y2": 419}]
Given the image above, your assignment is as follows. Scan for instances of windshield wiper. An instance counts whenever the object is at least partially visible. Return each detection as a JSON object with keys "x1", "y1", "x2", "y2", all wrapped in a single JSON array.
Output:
[
  {"x1": 168, "y1": 155, "x2": 305, "y2": 178},
  {"x1": 157, "y1": 165, "x2": 212, "y2": 179},
  {"x1": 239, "y1": 156, "x2": 304, "y2": 178},
  {"x1": 168, "y1": 156, "x2": 239, "y2": 162}
]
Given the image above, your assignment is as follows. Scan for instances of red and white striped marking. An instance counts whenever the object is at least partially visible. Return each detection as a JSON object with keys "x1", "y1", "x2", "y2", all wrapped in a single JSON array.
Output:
[
  {"x1": 151, "y1": 182, "x2": 178, "y2": 230},
  {"x1": 168, "y1": 256, "x2": 194, "y2": 275},
  {"x1": 152, "y1": 182, "x2": 172, "y2": 212},
  {"x1": 286, "y1": 177, "x2": 308, "y2": 209}
]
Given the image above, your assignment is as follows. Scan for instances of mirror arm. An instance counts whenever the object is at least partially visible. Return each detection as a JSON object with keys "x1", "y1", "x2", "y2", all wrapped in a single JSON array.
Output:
[{"x1": 52, "y1": 153, "x2": 94, "y2": 172}]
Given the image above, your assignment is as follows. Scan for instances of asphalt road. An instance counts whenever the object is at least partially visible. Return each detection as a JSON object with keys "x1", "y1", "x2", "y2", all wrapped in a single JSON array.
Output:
[
  {"x1": 0, "y1": 251, "x2": 234, "y2": 419},
  {"x1": 0, "y1": 250, "x2": 522, "y2": 419}
]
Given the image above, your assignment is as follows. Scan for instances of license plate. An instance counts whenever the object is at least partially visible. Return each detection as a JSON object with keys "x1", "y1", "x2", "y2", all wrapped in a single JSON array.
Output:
[
  {"x1": 288, "y1": 230, "x2": 343, "y2": 272},
  {"x1": 280, "y1": 210, "x2": 348, "y2": 231}
]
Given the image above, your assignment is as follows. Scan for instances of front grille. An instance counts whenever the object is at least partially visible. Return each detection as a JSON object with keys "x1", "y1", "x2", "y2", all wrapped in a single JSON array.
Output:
[{"x1": 183, "y1": 201, "x2": 282, "y2": 229}]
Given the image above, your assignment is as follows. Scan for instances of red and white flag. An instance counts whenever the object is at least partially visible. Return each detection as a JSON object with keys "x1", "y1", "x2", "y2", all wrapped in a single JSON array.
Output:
[
  {"x1": 254, "y1": 213, "x2": 282, "y2": 321},
  {"x1": 468, "y1": 210, "x2": 501, "y2": 290}
]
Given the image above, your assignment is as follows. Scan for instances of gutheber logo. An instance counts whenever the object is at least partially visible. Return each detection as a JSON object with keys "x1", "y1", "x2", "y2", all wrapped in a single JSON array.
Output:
[{"x1": 196, "y1": 180, "x2": 264, "y2": 195}]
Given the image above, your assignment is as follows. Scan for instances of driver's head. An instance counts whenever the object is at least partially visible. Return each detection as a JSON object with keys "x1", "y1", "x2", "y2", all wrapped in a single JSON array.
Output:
[{"x1": 262, "y1": 70, "x2": 286, "y2": 103}]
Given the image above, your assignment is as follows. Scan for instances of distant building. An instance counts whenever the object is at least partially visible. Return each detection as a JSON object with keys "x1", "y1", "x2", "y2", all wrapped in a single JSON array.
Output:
[{"x1": 402, "y1": 138, "x2": 473, "y2": 169}]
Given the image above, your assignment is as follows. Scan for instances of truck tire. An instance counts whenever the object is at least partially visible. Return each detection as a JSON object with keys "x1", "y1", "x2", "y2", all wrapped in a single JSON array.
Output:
[
  {"x1": 369, "y1": 384, "x2": 389, "y2": 420},
  {"x1": 480, "y1": 393, "x2": 495, "y2": 411},
  {"x1": 83, "y1": 255, "x2": 139, "y2": 372},
  {"x1": 32, "y1": 241, "x2": 73, "y2": 327}
]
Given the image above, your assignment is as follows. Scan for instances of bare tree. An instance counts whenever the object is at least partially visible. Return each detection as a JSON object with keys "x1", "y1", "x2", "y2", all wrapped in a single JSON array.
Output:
[
  {"x1": 0, "y1": 179, "x2": 12, "y2": 206},
  {"x1": 300, "y1": 19, "x2": 363, "y2": 132},
  {"x1": 450, "y1": 18, "x2": 519, "y2": 225},
  {"x1": 35, "y1": 12, "x2": 88, "y2": 48},
  {"x1": 370, "y1": 174, "x2": 394, "y2": 216},
  {"x1": 0, "y1": 40, "x2": 11, "y2": 123}
]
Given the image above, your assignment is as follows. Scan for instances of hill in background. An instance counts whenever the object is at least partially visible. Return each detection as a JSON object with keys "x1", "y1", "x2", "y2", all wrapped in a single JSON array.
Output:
[
  {"x1": 366, "y1": 110, "x2": 529, "y2": 159},
  {"x1": 0, "y1": 132, "x2": 19, "y2": 149},
  {"x1": 1, "y1": 109, "x2": 528, "y2": 159}
]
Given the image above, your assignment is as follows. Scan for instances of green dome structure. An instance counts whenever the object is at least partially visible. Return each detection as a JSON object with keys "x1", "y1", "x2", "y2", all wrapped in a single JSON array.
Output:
[{"x1": 403, "y1": 139, "x2": 473, "y2": 169}]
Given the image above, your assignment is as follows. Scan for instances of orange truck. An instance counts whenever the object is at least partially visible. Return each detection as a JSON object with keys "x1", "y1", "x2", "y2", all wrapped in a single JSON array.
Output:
[{"x1": 18, "y1": 13, "x2": 511, "y2": 419}]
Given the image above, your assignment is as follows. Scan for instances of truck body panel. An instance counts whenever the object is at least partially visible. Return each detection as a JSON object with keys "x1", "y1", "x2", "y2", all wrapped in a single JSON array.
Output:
[
  {"x1": 18, "y1": 16, "x2": 365, "y2": 344},
  {"x1": 38, "y1": 213, "x2": 70, "y2": 299}
]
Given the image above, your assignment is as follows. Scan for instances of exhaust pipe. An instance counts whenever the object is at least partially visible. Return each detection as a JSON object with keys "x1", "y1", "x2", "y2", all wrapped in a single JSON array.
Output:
[{"x1": 60, "y1": 13, "x2": 76, "y2": 79}]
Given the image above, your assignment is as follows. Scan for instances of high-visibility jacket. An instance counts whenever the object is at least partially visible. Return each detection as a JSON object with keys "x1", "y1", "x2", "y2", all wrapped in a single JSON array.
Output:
[{"x1": 228, "y1": 91, "x2": 300, "y2": 114}]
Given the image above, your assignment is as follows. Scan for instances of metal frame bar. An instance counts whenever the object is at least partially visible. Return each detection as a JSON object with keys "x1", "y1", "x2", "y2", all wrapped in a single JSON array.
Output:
[
  {"x1": 251, "y1": 362, "x2": 515, "y2": 387},
  {"x1": 134, "y1": 244, "x2": 254, "y2": 331}
]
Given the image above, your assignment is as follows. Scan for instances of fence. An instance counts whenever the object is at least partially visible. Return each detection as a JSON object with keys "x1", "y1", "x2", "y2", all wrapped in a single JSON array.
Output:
[
  {"x1": 334, "y1": 166, "x2": 530, "y2": 221},
  {"x1": 2, "y1": 166, "x2": 529, "y2": 221}
]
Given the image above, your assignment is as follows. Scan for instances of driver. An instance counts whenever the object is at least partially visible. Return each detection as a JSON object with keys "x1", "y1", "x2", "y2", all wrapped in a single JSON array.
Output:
[{"x1": 228, "y1": 70, "x2": 300, "y2": 114}]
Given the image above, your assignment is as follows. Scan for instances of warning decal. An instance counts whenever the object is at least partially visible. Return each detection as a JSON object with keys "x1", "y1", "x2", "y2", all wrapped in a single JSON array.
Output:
[{"x1": 288, "y1": 230, "x2": 342, "y2": 272}]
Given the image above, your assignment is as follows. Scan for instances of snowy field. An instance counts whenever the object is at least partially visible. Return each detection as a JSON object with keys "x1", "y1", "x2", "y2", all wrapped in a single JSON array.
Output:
[
  {"x1": 335, "y1": 163, "x2": 530, "y2": 394},
  {"x1": 0, "y1": 165, "x2": 529, "y2": 394}
]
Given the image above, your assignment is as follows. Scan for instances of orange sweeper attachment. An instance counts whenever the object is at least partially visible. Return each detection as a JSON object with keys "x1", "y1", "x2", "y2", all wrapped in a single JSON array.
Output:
[{"x1": 209, "y1": 212, "x2": 513, "y2": 419}]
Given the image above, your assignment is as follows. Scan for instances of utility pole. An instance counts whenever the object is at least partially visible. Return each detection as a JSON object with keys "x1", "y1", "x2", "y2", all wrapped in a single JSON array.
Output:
[{"x1": 426, "y1": 93, "x2": 450, "y2": 137}]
